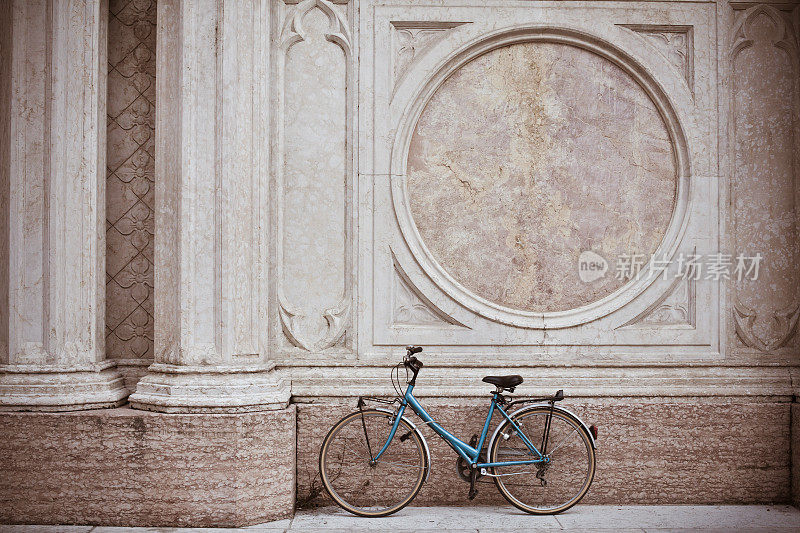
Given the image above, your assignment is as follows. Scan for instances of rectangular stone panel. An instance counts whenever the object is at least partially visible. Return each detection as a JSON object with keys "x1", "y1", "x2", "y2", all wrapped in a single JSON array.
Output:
[
  {"x1": 0, "y1": 407, "x2": 296, "y2": 527},
  {"x1": 297, "y1": 398, "x2": 790, "y2": 507}
]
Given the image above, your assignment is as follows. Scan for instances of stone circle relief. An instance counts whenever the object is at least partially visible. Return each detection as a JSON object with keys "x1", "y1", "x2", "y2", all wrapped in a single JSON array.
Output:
[{"x1": 406, "y1": 41, "x2": 677, "y2": 313}]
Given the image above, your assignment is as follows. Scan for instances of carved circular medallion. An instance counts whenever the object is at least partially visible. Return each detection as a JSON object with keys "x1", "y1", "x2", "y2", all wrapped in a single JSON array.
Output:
[{"x1": 406, "y1": 41, "x2": 677, "y2": 313}]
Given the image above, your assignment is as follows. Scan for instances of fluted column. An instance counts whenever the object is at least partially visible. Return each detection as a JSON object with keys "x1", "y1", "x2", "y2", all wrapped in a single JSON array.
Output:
[
  {"x1": 128, "y1": 0, "x2": 288, "y2": 412},
  {"x1": 0, "y1": 0, "x2": 128, "y2": 410}
]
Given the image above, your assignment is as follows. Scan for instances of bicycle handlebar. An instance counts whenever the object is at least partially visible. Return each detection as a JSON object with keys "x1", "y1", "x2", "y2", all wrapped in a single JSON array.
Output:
[{"x1": 404, "y1": 346, "x2": 424, "y2": 373}]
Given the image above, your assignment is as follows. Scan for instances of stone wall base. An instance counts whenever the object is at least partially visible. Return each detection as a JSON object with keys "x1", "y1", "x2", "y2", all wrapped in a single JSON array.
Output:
[
  {"x1": 0, "y1": 406, "x2": 296, "y2": 527},
  {"x1": 793, "y1": 401, "x2": 800, "y2": 507},
  {"x1": 297, "y1": 397, "x2": 792, "y2": 507},
  {"x1": 1, "y1": 397, "x2": 793, "y2": 526}
]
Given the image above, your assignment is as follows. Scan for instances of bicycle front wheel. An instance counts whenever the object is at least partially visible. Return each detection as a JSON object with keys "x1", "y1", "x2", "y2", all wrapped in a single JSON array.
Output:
[
  {"x1": 489, "y1": 407, "x2": 595, "y2": 514},
  {"x1": 319, "y1": 409, "x2": 428, "y2": 517}
]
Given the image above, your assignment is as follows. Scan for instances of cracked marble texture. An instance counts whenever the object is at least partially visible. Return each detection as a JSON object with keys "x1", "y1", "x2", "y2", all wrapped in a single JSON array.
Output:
[{"x1": 407, "y1": 42, "x2": 677, "y2": 312}]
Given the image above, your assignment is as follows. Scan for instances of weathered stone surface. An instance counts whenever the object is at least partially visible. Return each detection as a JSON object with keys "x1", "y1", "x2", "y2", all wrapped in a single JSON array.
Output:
[
  {"x1": 729, "y1": 4, "x2": 800, "y2": 354},
  {"x1": 0, "y1": 406, "x2": 296, "y2": 527},
  {"x1": 407, "y1": 42, "x2": 676, "y2": 313},
  {"x1": 297, "y1": 398, "x2": 790, "y2": 507},
  {"x1": 0, "y1": 0, "x2": 127, "y2": 410},
  {"x1": 793, "y1": 402, "x2": 800, "y2": 506},
  {"x1": 105, "y1": 0, "x2": 157, "y2": 369}
]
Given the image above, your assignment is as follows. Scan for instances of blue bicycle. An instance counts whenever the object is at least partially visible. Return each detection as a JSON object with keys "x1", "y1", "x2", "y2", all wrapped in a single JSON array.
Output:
[{"x1": 319, "y1": 346, "x2": 597, "y2": 516}]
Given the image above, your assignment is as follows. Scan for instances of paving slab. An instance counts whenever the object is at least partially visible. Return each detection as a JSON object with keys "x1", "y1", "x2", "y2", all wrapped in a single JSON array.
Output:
[
  {"x1": 553, "y1": 505, "x2": 800, "y2": 531},
  {"x1": 3, "y1": 505, "x2": 800, "y2": 531},
  {"x1": 0, "y1": 528, "x2": 94, "y2": 533},
  {"x1": 289, "y1": 505, "x2": 562, "y2": 530}
]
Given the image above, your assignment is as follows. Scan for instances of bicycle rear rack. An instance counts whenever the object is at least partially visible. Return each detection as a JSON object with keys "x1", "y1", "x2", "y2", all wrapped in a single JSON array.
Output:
[{"x1": 504, "y1": 389, "x2": 564, "y2": 410}]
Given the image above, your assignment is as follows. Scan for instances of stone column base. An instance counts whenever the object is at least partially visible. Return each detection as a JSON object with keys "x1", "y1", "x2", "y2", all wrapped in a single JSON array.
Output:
[
  {"x1": 128, "y1": 363, "x2": 290, "y2": 413},
  {"x1": 0, "y1": 406, "x2": 297, "y2": 527},
  {"x1": 0, "y1": 362, "x2": 128, "y2": 411}
]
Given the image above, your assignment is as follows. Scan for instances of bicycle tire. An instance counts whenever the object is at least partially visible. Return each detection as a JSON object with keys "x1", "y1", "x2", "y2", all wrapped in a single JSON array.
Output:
[
  {"x1": 489, "y1": 406, "x2": 595, "y2": 514},
  {"x1": 319, "y1": 409, "x2": 428, "y2": 517}
]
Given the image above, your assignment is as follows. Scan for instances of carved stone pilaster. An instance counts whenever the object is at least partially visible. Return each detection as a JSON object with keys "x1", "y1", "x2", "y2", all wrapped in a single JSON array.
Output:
[
  {"x1": 128, "y1": 0, "x2": 289, "y2": 412},
  {"x1": 0, "y1": 0, "x2": 128, "y2": 411}
]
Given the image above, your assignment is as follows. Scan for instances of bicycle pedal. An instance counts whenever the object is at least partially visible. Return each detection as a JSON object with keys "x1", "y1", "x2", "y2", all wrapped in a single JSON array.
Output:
[{"x1": 468, "y1": 487, "x2": 478, "y2": 500}]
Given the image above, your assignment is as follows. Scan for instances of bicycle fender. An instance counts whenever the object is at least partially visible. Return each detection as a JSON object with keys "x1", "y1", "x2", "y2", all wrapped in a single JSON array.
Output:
[
  {"x1": 372, "y1": 407, "x2": 432, "y2": 482},
  {"x1": 487, "y1": 404, "x2": 597, "y2": 453}
]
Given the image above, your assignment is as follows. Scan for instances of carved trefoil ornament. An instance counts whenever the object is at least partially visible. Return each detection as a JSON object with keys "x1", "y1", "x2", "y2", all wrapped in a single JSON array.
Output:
[
  {"x1": 620, "y1": 24, "x2": 694, "y2": 92},
  {"x1": 391, "y1": 253, "x2": 466, "y2": 328},
  {"x1": 619, "y1": 276, "x2": 696, "y2": 329},
  {"x1": 391, "y1": 21, "x2": 469, "y2": 88},
  {"x1": 734, "y1": 300, "x2": 800, "y2": 352},
  {"x1": 276, "y1": 0, "x2": 355, "y2": 352},
  {"x1": 730, "y1": 4, "x2": 800, "y2": 353}
]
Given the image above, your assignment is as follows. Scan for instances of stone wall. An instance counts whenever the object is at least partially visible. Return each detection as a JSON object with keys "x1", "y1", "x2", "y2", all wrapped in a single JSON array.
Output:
[
  {"x1": 794, "y1": 402, "x2": 800, "y2": 506},
  {"x1": 0, "y1": 0, "x2": 798, "y2": 526},
  {"x1": 297, "y1": 398, "x2": 791, "y2": 507},
  {"x1": 0, "y1": 407, "x2": 296, "y2": 527}
]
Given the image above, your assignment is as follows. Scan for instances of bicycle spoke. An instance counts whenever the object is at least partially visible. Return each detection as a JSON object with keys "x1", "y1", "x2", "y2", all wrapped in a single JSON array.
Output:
[{"x1": 547, "y1": 427, "x2": 578, "y2": 455}]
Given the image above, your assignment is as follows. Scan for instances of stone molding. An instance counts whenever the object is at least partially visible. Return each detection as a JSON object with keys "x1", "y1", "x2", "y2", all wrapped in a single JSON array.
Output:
[
  {"x1": 285, "y1": 362, "x2": 798, "y2": 399},
  {"x1": 130, "y1": 363, "x2": 289, "y2": 413},
  {"x1": 0, "y1": 365, "x2": 127, "y2": 411}
]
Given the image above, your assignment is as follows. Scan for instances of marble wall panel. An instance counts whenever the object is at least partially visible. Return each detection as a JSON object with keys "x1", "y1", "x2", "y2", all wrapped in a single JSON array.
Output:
[
  {"x1": 407, "y1": 41, "x2": 677, "y2": 313},
  {"x1": 276, "y1": 0, "x2": 354, "y2": 354},
  {"x1": 730, "y1": 4, "x2": 800, "y2": 355},
  {"x1": 105, "y1": 0, "x2": 156, "y2": 369},
  {"x1": 366, "y1": 1, "x2": 712, "y2": 349}
]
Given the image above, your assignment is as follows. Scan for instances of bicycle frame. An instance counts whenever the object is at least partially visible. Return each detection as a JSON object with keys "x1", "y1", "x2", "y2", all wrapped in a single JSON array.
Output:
[{"x1": 371, "y1": 382, "x2": 548, "y2": 469}]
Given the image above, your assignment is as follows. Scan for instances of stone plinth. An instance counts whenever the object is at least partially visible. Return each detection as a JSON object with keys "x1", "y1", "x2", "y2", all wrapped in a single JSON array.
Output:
[
  {"x1": 0, "y1": 406, "x2": 296, "y2": 527},
  {"x1": 0, "y1": 363, "x2": 127, "y2": 411}
]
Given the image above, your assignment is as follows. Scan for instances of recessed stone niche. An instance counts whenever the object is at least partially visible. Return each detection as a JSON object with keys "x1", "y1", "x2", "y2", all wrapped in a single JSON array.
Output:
[{"x1": 407, "y1": 41, "x2": 677, "y2": 313}]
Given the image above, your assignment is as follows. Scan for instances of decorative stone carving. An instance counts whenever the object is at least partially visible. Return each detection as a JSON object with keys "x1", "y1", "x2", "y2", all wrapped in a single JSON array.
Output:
[
  {"x1": 621, "y1": 25, "x2": 694, "y2": 92},
  {"x1": 279, "y1": 295, "x2": 351, "y2": 351},
  {"x1": 620, "y1": 277, "x2": 696, "y2": 328},
  {"x1": 392, "y1": 21, "x2": 468, "y2": 87},
  {"x1": 730, "y1": 4, "x2": 800, "y2": 353},
  {"x1": 734, "y1": 301, "x2": 800, "y2": 353},
  {"x1": 106, "y1": 0, "x2": 157, "y2": 367},
  {"x1": 391, "y1": 254, "x2": 465, "y2": 328},
  {"x1": 276, "y1": 0, "x2": 354, "y2": 352},
  {"x1": 0, "y1": 0, "x2": 128, "y2": 410}
]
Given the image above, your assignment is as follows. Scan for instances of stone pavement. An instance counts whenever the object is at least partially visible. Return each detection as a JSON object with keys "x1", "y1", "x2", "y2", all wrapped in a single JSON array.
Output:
[{"x1": 2, "y1": 505, "x2": 800, "y2": 532}]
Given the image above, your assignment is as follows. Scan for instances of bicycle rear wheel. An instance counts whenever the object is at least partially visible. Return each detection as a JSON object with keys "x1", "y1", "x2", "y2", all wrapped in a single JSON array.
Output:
[
  {"x1": 319, "y1": 409, "x2": 428, "y2": 517},
  {"x1": 489, "y1": 407, "x2": 595, "y2": 514}
]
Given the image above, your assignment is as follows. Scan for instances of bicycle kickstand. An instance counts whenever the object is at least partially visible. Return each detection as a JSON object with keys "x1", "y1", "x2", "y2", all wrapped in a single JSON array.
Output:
[{"x1": 468, "y1": 468, "x2": 478, "y2": 500}]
